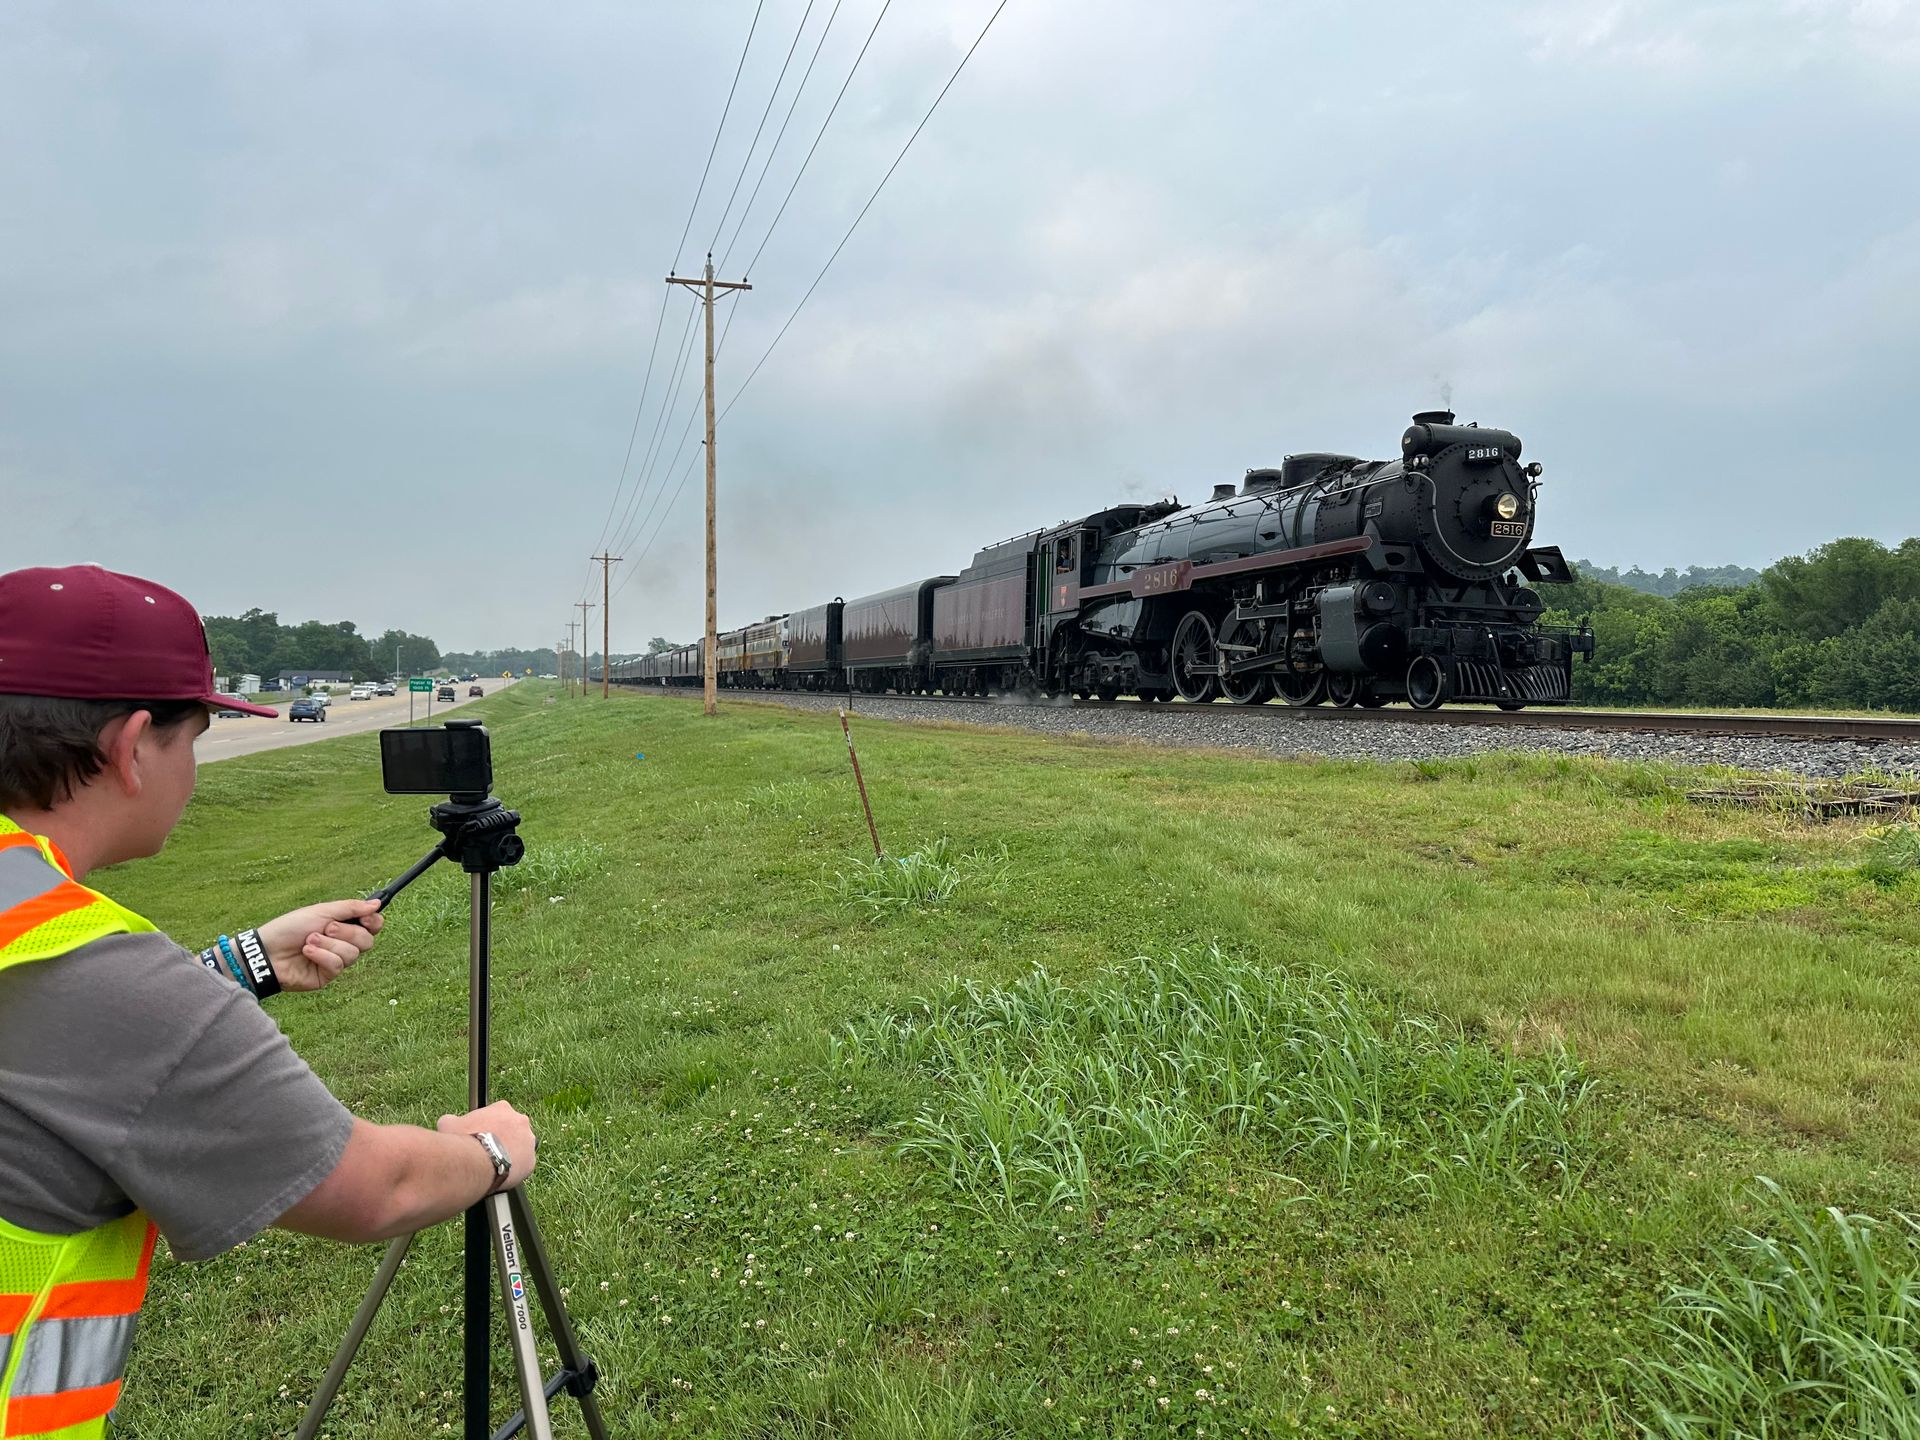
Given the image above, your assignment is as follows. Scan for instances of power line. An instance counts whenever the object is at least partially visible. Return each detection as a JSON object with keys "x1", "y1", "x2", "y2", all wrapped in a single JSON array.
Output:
[
  {"x1": 606, "y1": 294, "x2": 703, "y2": 558},
  {"x1": 587, "y1": 283, "x2": 675, "y2": 566},
  {"x1": 607, "y1": 292, "x2": 711, "y2": 560},
  {"x1": 706, "y1": 0, "x2": 820, "y2": 256},
  {"x1": 610, "y1": 296, "x2": 743, "y2": 573},
  {"x1": 742, "y1": 0, "x2": 894, "y2": 280},
  {"x1": 673, "y1": 0, "x2": 768, "y2": 270},
  {"x1": 717, "y1": 0, "x2": 849, "y2": 272},
  {"x1": 729, "y1": 0, "x2": 1013, "y2": 413}
]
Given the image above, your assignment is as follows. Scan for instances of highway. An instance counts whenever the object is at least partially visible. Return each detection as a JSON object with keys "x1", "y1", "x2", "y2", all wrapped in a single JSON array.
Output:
[{"x1": 195, "y1": 678, "x2": 516, "y2": 763}]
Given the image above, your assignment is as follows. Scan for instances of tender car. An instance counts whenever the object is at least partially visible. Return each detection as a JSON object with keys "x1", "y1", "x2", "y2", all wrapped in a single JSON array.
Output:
[
  {"x1": 438, "y1": 684, "x2": 457, "y2": 702},
  {"x1": 289, "y1": 698, "x2": 326, "y2": 723},
  {"x1": 349, "y1": 686, "x2": 373, "y2": 701},
  {"x1": 468, "y1": 684, "x2": 484, "y2": 698}
]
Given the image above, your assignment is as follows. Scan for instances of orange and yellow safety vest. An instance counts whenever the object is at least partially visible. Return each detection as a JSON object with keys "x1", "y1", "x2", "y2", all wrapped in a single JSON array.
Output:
[{"x1": 0, "y1": 816, "x2": 160, "y2": 1439}]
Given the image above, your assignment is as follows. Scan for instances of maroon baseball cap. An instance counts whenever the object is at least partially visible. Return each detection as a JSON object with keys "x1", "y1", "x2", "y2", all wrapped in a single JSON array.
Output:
[{"x1": 0, "y1": 564, "x2": 278, "y2": 717}]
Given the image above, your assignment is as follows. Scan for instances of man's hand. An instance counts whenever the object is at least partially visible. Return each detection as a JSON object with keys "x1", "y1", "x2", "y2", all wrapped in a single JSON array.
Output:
[
  {"x1": 438, "y1": 1100, "x2": 538, "y2": 1190},
  {"x1": 255, "y1": 899, "x2": 384, "y2": 991}
]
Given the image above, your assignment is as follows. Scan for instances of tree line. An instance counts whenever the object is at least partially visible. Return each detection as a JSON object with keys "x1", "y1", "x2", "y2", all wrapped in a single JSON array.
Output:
[
  {"x1": 1570, "y1": 560, "x2": 1760, "y2": 598},
  {"x1": 201, "y1": 610, "x2": 438, "y2": 682},
  {"x1": 1545, "y1": 537, "x2": 1920, "y2": 711},
  {"x1": 202, "y1": 610, "x2": 561, "y2": 683}
]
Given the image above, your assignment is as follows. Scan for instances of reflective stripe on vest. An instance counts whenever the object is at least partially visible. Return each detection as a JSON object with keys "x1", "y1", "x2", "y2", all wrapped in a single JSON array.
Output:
[{"x1": 0, "y1": 817, "x2": 161, "y2": 1438}]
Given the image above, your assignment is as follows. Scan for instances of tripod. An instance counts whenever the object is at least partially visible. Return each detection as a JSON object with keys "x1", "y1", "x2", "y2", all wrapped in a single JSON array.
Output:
[{"x1": 296, "y1": 795, "x2": 609, "y2": 1440}]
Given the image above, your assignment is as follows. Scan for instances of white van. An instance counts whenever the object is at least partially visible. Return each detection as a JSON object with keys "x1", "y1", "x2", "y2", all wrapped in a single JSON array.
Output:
[{"x1": 349, "y1": 685, "x2": 374, "y2": 701}]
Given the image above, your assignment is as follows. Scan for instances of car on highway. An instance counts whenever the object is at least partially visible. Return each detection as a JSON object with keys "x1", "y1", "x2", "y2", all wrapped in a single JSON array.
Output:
[
  {"x1": 309, "y1": 691, "x2": 332, "y2": 709},
  {"x1": 468, "y1": 684, "x2": 483, "y2": 697},
  {"x1": 349, "y1": 686, "x2": 373, "y2": 701},
  {"x1": 437, "y1": 684, "x2": 457, "y2": 702},
  {"x1": 288, "y1": 697, "x2": 326, "y2": 723},
  {"x1": 375, "y1": 682, "x2": 396, "y2": 697}
]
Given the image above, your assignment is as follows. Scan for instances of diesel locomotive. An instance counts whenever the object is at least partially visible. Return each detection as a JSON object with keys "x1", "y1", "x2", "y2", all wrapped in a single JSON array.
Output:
[{"x1": 614, "y1": 410, "x2": 1592, "y2": 710}]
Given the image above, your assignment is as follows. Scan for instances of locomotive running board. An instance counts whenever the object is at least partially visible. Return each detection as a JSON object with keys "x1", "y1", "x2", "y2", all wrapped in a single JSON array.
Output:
[{"x1": 1077, "y1": 535, "x2": 1375, "y2": 603}]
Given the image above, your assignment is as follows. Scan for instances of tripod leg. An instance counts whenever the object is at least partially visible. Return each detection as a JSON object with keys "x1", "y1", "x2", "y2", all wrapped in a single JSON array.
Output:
[
  {"x1": 467, "y1": 1204, "x2": 491, "y2": 1439},
  {"x1": 508, "y1": 1187, "x2": 611, "y2": 1440},
  {"x1": 295, "y1": 1232, "x2": 416, "y2": 1440},
  {"x1": 489, "y1": 1192, "x2": 555, "y2": 1440}
]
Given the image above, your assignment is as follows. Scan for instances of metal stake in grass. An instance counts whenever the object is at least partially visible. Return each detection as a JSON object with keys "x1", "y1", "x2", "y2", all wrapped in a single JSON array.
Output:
[{"x1": 840, "y1": 707, "x2": 883, "y2": 858}]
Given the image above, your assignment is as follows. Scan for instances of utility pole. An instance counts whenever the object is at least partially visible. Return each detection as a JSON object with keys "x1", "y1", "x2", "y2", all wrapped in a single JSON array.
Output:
[
  {"x1": 574, "y1": 602, "x2": 595, "y2": 696},
  {"x1": 666, "y1": 257, "x2": 751, "y2": 717},
  {"x1": 564, "y1": 620, "x2": 579, "y2": 697},
  {"x1": 592, "y1": 552, "x2": 621, "y2": 699}
]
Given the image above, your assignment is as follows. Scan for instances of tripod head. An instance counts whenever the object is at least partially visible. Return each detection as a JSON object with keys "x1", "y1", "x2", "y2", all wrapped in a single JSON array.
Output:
[{"x1": 428, "y1": 798, "x2": 525, "y2": 876}]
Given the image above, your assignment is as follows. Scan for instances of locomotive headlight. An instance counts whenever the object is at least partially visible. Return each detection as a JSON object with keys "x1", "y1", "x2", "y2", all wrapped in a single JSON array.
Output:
[{"x1": 1495, "y1": 492, "x2": 1520, "y2": 520}]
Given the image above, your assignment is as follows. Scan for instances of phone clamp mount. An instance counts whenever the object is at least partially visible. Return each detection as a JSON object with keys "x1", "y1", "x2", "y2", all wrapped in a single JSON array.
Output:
[{"x1": 296, "y1": 731, "x2": 608, "y2": 1440}]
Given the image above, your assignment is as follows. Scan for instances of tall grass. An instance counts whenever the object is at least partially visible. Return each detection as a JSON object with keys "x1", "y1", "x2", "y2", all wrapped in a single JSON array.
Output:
[
  {"x1": 830, "y1": 947, "x2": 1599, "y2": 1213},
  {"x1": 823, "y1": 837, "x2": 1008, "y2": 919},
  {"x1": 1859, "y1": 824, "x2": 1920, "y2": 887},
  {"x1": 1629, "y1": 1178, "x2": 1920, "y2": 1439}
]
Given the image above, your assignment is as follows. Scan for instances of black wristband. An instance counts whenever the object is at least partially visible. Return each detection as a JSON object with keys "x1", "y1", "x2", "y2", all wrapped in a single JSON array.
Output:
[
  {"x1": 235, "y1": 929, "x2": 280, "y2": 999},
  {"x1": 197, "y1": 946, "x2": 227, "y2": 979}
]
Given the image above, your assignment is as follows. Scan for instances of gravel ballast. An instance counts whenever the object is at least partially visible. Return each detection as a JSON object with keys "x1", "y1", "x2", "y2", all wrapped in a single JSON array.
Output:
[{"x1": 644, "y1": 690, "x2": 1920, "y2": 779}]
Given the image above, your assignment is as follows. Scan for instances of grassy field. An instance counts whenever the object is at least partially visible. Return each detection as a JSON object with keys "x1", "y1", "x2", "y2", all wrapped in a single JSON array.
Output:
[{"x1": 101, "y1": 683, "x2": 1920, "y2": 1437}]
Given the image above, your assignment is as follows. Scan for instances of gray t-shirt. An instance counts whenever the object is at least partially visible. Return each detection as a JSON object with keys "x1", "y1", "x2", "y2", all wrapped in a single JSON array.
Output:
[{"x1": 0, "y1": 930, "x2": 353, "y2": 1261}]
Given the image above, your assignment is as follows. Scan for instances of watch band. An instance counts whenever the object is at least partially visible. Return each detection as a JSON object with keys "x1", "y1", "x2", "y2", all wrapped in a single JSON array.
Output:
[{"x1": 473, "y1": 1131, "x2": 512, "y2": 1194}]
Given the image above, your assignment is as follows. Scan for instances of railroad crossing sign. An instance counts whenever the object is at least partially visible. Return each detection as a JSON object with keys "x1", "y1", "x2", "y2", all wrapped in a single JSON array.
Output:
[{"x1": 409, "y1": 678, "x2": 432, "y2": 692}]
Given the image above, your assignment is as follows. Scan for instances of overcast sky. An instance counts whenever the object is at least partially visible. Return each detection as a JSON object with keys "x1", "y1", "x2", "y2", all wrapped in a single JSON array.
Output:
[{"x1": 3, "y1": 1, "x2": 1916, "y2": 652}]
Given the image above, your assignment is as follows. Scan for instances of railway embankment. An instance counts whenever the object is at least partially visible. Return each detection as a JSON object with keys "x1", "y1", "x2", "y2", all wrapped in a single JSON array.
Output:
[{"x1": 111, "y1": 683, "x2": 1920, "y2": 1437}]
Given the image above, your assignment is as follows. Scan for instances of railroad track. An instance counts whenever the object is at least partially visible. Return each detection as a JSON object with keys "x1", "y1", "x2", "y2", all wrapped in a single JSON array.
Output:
[{"x1": 715, "y1": 689, "x2": 1920, "y2": 745}]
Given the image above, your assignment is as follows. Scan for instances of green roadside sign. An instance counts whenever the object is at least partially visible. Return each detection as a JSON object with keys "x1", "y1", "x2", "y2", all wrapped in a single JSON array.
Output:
[{"x1": 409, "y1": 678, "x2": 433, "y2": 693}]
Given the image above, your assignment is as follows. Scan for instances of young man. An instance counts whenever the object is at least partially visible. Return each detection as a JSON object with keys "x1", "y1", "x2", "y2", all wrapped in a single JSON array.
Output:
[{"x1": 0, "y1": 564, "x2": 537, "y2": 1438}]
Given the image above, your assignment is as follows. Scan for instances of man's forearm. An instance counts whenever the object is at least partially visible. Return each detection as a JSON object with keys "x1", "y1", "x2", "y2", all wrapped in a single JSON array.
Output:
[
  {"x1": 278, "y1": 1119, "x2": 497, "y2": 1244},
  {"x1": 372, "y1": 1124, "x2": 500, "y2": 1237}
]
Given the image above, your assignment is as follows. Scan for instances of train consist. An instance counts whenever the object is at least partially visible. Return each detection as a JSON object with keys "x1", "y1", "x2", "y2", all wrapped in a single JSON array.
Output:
[{"x1": 612, "y1": 410, "x2": 1593, "y2": 710}]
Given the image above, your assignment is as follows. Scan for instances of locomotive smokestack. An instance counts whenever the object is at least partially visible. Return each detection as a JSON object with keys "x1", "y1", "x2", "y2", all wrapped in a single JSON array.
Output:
[
  {"x1": 1412, "y1": 409, "x2": 1455, "y2": 426},
  {"x1": 1211, "y1": 483, "x2": 1235, "y2": 501}
]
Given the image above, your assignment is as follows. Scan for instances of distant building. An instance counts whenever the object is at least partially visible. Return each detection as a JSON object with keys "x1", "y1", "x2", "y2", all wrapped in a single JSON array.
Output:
[{"x1": 236, "y1": 673, "x2": 262, "y2": 694}]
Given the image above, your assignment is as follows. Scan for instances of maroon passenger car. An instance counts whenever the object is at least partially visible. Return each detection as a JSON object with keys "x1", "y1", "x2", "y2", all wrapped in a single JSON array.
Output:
[{"x1": 841, "y1": 578, "x2": 953, "y2": 693}]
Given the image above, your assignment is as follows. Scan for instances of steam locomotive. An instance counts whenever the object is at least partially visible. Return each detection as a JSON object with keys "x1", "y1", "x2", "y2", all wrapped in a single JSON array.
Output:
[{"x1": 613, "y1": 410, "x2": 1592, "y2": 710}]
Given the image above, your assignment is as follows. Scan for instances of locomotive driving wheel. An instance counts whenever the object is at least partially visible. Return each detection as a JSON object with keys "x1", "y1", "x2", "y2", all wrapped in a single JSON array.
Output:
[
  {"x1": 1270, "y1": 624, "x2": 1326, "y2": 707},
  {"x1": 1271, "y1": 668, "x2": 1326, "y2": 706},
  {"x1": 1214, "y1": 613, "x2": 1270, "y2": 705},
  {"x1": 1170, "y1": 611, "x2": 1219, "y2": 703},
  {"x1": 1326, "y1": 673, "x2": 1361, "y2": 708},
  {"x1": 1406, "y1": 655, "x2": 1451, "y2": 711}
]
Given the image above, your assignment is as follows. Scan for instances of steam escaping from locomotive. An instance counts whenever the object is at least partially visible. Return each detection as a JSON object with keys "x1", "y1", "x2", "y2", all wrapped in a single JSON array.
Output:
[{"x1": 616, "y1": 410, "x2": 1593, "y2": 711}]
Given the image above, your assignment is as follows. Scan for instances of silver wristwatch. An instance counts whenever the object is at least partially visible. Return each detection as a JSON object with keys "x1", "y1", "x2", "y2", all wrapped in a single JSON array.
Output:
[{"x1": 473, "y1": 1131, "x2": 511, "y2": 1193}]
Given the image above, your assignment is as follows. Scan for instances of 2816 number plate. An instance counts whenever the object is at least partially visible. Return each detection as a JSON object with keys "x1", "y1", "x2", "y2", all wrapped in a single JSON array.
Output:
[{"x1": 1491, "y1": 520, "x2": 1526, "y2": 538}]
